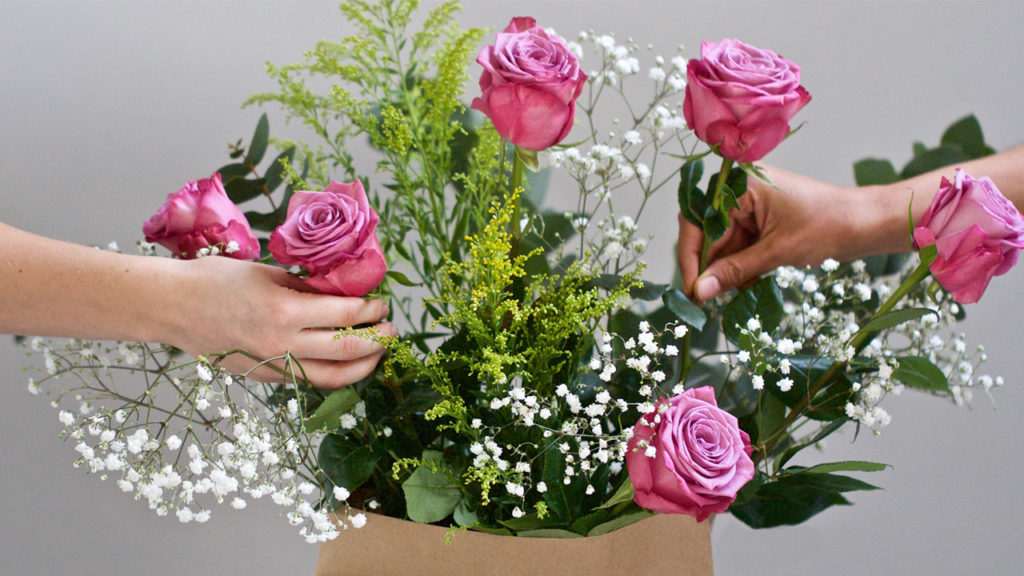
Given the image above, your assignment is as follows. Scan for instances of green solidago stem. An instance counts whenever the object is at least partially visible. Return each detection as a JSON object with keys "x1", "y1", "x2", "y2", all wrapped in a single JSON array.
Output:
[
  {"x1": 682, "y1": 156, "x2": 733, "y2": 380},
  {"x1": 754, "y1": 254, "x2": 935, "y2": 465},
  {"x1": 509, "y1": 147, "x2": 526, "y2": 263}
]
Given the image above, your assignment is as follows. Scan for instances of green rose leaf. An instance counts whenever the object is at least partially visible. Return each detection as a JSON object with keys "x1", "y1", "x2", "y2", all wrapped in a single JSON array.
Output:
[
  {"x1": 901, "y1": 146, "x2": 967, "y2": 179},
  {"x1": 730, "y1": 472, "x2": 878, "y2": 529},
  {"x1": 722, "y1": 277, "x2": 784, "y2": 343},
  {"x1": 940, "y1": 114, "x2": 994, "y2": 159},
  {"x1": 662, "y1": 289, "x2": 707, "y2": 332},
  {"x1": 586, "y1": 510, "x2": 653, "y2": 537},
  {"x1": 853, "y1": 158, "x2": 900, "y2": 186},
  {"x1": 678, "y1": 159, "x2": 707, "y2": 228},
  {"x1": 892, "y1": 355, "x2": 949, "y2": 394},
  {"x1": 860, "y1": 307, "x2": 936, "y2": 333},
  {"x1": 800, "y1": 460, "x2": 890, "y2": 474},
  {"x1": 597, "y1": 477, "x2": 634, "y2": 510},
  {"x1": 318, "y1": 433, "x2": 379, "y2": 497}
]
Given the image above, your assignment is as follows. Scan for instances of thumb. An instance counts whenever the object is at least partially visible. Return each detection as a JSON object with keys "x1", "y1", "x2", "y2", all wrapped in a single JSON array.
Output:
[{"x1": 693, "y1": 244, "x2": 776, "y2": 301}]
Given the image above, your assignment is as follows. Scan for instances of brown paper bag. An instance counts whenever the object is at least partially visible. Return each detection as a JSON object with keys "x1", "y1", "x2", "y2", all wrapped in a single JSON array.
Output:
[{"x1": 315, "y1": 512, "x2": 713, "y2": 576}]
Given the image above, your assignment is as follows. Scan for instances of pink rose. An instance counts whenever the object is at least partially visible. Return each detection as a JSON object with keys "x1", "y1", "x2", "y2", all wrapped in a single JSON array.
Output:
[
  {"x1": 143, "y1": 173, "x2": 259, "y2": 260},
  {"x1": 912, "y1": 169, "x2": 1024, "y2": 303},
  {"x1": 626, "y1": 386, "x2": 754, "y2": 521},
  {"x1": 471, "y1": 17, "x2": 586, "y2": 152},
  {"x1": 267, "y1": 180, "x2": 386, "y2": 297},
  {"x1": 683, "y1": 38, "x2": 811, "y2": 162}
]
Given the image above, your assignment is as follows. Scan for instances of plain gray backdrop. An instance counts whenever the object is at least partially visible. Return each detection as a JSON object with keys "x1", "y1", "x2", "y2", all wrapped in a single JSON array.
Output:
[{"x1": 2, "y1": 1, "x2": 1023, "y2": 574}]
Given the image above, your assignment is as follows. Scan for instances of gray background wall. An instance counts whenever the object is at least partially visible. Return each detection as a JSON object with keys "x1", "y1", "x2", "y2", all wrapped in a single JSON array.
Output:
[{"x1": 2, "y1": 1, "x2": 1022, "y2": 574}]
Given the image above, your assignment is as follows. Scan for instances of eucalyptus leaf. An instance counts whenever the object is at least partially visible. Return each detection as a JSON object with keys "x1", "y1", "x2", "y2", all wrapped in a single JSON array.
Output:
[
  {"x1": 216, "y1": 162, "x2": 252, "y2": 182},
  {"x1": 402, "y1": 451, "x2": 462, "y2": 524},
  {"x1": 303, "y1": 387, "x2": 360, "y2": 432},
  {"x1": 264, "y1": 147, "x2": 296, "y2": 193},
  {"x1": 453, "y1": 499, "x2": 478, "y2": 528},
  {"x1": 224, "y1": 177, "x2": 267, "y2": 205},
  {"x1": 244, "y1": 113, "x2": 270, "y2": 167}
]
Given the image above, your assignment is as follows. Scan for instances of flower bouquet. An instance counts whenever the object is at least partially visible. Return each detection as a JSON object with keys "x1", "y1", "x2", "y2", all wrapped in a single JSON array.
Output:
[{"x1": 21, "y1": 1, "x2": 1021, "y2": 573}]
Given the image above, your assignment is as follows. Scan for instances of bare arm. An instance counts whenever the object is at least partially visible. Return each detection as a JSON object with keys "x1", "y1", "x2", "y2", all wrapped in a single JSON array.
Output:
[
  {"x1": 0, "y1": 222, "x2": 395, "y2": 387},
  {"x1": 678, "y1": 143, "x2": 1024, "y2": 301}
]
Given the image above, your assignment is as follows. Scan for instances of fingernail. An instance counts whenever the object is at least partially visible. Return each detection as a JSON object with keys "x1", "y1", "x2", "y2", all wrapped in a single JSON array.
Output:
[{"x1": 695, "y1": 276, "x2": 721, "y2": 301}]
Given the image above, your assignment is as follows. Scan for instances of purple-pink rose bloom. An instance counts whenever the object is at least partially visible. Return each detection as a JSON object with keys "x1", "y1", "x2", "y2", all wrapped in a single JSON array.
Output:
[
  {"x1": 683, "y1": 38, "x2": 811, "y2": 163},
  {"x1": 471, "y1": 17, "x2": 586, "y2": 152},
  {"x1": 268, "y1": 180, "x2": 387, "y2": 297},
  {"x1": 143, "y1": 173, "x2": 259, "y2": 261},
  {"x1": 912, "y1": 168, "x2": 1024, "y2": 303},
  {"x1": 626, "y1": 386, "x2": 754, "y2": 521}
]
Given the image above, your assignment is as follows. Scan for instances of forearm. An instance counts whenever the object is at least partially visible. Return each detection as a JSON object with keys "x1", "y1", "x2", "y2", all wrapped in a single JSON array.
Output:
[
  {"x1": 857, "y1": 143, "x2": 1024, "y2": 256},
  {"x1": 0, "y1": 222, "x2": 179, "y2": 342}
]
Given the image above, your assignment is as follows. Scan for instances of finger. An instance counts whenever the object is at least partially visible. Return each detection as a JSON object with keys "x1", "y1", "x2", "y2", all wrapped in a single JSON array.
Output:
[
  {"x1": 298, "y1": 350, "x2": 388, "y2": 390},
  {"x1": 677, "y1": 214, "x2": 704, "y2": 297},
  {"x1": 292, "y1": 294, "x2": 390, "y2": 328},
  {"x1": 695, "y1": 242, "x2": 779, "y2": 301},
  {"x1": 234, "y1": 348, "x2": 386, "y2": 389},
  {"x1": 291, "y1": 322, "x2": 397, "y2": 361}
]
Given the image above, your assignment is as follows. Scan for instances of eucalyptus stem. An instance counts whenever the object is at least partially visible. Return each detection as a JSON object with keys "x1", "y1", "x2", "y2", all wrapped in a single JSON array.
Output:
[{"x1": 755, "y1": 255, "x2": 935, "y2": 464}]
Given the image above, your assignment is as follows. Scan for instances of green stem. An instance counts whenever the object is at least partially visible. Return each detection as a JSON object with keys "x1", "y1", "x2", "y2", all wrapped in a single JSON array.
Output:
[
  {"x1": 755, "y1": 256, "x2": 934, "y2": 464},
  {"x1": 682, "y1": 156, "x2": 733, "y2": 381},
  {"x1": 510, "y1": 147, "x2": 526, "y2": 262}
]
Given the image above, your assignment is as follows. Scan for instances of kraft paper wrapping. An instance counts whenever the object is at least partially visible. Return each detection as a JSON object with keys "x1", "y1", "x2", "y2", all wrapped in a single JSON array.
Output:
[{"x1": 314, "y1": 512, "x2": 713, "y2": 576}]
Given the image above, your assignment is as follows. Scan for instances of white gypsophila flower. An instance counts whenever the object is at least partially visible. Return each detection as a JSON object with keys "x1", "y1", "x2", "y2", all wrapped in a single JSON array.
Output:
[
  {"x1": 648, "y1": 67, "x2": 666, "y2": 82},
  {"x1": 821, "y1": 258, "x2": 840, "y2": 272},
  {"x1": 58, "y1": 410, "x2": 75, "y2": 427},
  {"x1": 623, "y1": 130, "x2": 642, "y2": 145},
  {"x1": 673, "y1": 325, "x2": 688, "y2": 338},
  {"x1": 339, "y1": 413, "x2": 358, "y2": 430},
  {"x1": 752, "y1": 375, "x2": 765, "y2": 391},
  {"x1": 196, "y1": 363, "x2": 213, "y2": 382},
  {"x1": 777, "y1": 378, "x2": 794, "y2": 392}
]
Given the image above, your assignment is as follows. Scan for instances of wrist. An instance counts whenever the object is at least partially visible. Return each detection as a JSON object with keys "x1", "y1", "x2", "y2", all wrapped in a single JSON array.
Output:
[
  {"x1": 847, "y1": 184, "x2": 917, "y2": 257},
  {"x1": 126, "y1": 255, "x2": 192, "y2": 346}
]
